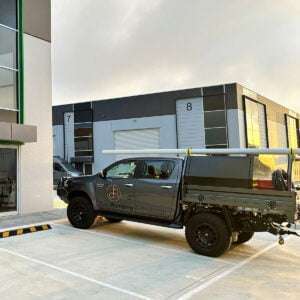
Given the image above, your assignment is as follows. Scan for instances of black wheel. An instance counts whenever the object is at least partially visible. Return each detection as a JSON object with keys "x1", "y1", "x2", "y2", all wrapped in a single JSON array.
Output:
[
  {"x1": 185, "y1": 213, "x2": 232, "y2": 257},
  {"x1": 235, "y1": 231, "x2": 254, "y2": 244},
  {"x1": 106, "y1": 217, "x2": 122, "y2": 223},
  {"x1": 67, "y1": 197, "x2": 96, "y2": 229}
]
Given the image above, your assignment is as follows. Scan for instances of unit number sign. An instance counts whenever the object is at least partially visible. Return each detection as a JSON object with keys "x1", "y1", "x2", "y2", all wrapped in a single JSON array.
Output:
[{"x1": 186, "y1": 102, "x2": 193, "y2": 111}]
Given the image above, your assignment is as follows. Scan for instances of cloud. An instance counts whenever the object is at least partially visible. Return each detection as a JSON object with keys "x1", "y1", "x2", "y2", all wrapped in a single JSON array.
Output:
[{"x1": 52, "y1": 0, "x2": 300, "y2": 112}]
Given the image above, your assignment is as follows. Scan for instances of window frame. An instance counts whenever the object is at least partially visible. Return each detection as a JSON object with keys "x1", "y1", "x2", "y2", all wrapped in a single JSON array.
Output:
[
  {"x1": 104, "y1": 159, "x2": 138, "y2": 179},
  {"x1": 285, "y1": 114, "x2": 299, "y2": 148},
  {"x1": 0, "y1": 0, "x2": 23, "y2": 124},
  {"x1": 135, "y1": 159, "x2": 176, "y2": 180},
  {"x1": 243, "y1": 96, "x2": 269, "y2": 148}
]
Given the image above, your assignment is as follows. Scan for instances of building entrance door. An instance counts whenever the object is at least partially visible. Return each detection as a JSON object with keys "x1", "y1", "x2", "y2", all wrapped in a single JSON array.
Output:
[{"x1": 0, "y1": 147, "x2": 17, "y2": 214}]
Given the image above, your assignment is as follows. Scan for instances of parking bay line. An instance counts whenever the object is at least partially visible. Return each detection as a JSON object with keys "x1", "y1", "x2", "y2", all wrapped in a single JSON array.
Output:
[
  {"x1": 177, "y1": 240, "x2": 285, "y2": 300},
  {"x1": 0, "y1": 247, "x2": 152, "y2": 300}
]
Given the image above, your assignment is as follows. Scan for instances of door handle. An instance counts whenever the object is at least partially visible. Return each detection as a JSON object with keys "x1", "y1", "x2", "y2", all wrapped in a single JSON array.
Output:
[
  {"x1": 161, "y1": 185, "x2": 173, "y2": 189},
  {"x1": 124, "y1": 183, "x2": 134, "y2": 188}
]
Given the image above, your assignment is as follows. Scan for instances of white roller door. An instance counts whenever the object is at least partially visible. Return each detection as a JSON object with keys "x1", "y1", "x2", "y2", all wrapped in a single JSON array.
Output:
[
  {"x1": 114, "y1": 128, "x2": 160, "y2": 160},
  {"x1": 176, "y1": 97, "x2": 205, "y2": 148}
]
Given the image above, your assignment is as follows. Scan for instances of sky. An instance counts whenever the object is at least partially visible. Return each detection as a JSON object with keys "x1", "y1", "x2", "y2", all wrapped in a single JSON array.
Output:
[{"x1": 52, "y1": 0, "x2": 300, "y2": 112}]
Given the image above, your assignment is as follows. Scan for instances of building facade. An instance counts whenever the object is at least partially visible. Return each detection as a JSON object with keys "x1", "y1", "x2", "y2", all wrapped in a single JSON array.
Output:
[
  {"x1": 0, "y1": 0, "x2": 52, "y2": 216},
  {"x1": 53, "y1": 83, "x2": 300, "y2": 174}
]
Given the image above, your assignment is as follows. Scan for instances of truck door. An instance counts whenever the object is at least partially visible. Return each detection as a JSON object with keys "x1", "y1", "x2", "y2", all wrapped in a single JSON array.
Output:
[
  {"x1": 134, "y1": 159, "x2": 180, "y2": 221},
  {"x1": 95, "y1": 159, "x2": 137, "y2": 216}
]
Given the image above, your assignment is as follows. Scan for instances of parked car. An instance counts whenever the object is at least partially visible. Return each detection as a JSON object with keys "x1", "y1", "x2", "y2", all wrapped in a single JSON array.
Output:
[
  {"x1": 53, "y1": 157, "x2": 82, "y2": 189},
  {"x1": 57, "y1": 155, "x2": 300, "y2": 257}
]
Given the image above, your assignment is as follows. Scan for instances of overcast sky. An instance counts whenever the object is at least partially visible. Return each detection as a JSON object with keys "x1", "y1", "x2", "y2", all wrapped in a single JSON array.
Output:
[{"x1": 52, "y1": 0, "x2": 300, "y2": 111}]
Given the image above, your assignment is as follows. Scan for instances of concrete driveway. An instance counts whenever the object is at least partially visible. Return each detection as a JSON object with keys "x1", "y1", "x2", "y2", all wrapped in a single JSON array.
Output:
[{"x1": 0, "y1": 218, "x2": 299, "y2": 300}]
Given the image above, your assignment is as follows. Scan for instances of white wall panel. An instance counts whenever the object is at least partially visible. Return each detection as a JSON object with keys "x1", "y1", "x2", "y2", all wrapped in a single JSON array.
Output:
[
  {"x1": 227, "y1": 109, "x2": 246, "y2": 148},
  {"x1": 20, "y1": 34, "x2": 52, "y2": 214},
  {"x1": 53, "y1": 125, "x2": 64, "y2": 158},
  {"x1": 176, "y1": 97, "x2": 205, "y2": 148}
]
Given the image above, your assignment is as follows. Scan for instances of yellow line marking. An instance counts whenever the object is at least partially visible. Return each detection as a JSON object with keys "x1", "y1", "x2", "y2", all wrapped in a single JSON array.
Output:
[
  {"x1": 2, "y1": 232, "x2": 10, "y2": 238},
  {"x1": 30, "y1": 227, "x2": 37, "y2": 233},
  {"x1": 17, "y1": 229, "x2": 23, "y2": 235}
]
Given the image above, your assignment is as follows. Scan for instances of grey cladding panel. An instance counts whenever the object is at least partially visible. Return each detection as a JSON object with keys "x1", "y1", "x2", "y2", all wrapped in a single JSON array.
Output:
[
  {"x1": 24, "y1": 0, "x2": 51, "y2": 42},
  {"x1": 52, "y1": 104, "x2": 73, "y2": 125}
]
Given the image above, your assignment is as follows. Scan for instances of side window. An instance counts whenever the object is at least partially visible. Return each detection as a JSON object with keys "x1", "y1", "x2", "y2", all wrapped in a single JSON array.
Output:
[
  {"x1": 54, "y1": 163, "x2": 64, "y2": 172},
  {"x1": 138, "y1": 160, "x2": 175, "y2": 180},
  {"x1": 106, "y1": 161, "x2": 137, "y2": 179}
]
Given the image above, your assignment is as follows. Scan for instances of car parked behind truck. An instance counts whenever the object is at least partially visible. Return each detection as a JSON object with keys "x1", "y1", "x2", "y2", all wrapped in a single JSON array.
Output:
[
  {"x1": 53, "y1": 157, "x2": 82, "y2": 189},
  {"x1": 57, "y1": 151, "x2": 300, "y2": 257}
]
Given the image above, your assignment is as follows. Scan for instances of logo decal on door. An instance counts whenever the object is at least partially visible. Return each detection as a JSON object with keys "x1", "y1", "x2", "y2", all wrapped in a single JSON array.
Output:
[{"x1": 106, "y1": 184, "x2": 121, "y2": 202}]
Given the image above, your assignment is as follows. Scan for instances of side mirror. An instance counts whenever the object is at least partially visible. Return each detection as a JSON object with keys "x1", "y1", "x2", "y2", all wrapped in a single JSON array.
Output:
[{"x1": 99, "y1": 170, "x2": 106, "y2": 179}]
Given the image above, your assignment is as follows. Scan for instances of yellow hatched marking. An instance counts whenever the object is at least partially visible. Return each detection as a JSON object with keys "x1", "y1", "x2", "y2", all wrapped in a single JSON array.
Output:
[
  {"x1": 17, "y1": 229, "x2": 24, "y2": 235},
  {"x1": 2, "y1": 232, "x2": 10, "y2": 238},
  {"x1": 42, "y1": 225, "x2": 49, "y2": 230}
]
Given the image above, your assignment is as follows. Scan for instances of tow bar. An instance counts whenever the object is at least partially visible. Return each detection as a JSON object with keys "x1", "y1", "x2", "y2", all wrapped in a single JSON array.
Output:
[{"x1": 271, "y1": 223, "x2": 300, "y2": 245}]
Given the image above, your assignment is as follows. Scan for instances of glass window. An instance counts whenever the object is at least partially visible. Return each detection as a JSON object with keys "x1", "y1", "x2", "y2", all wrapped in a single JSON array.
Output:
[
  {"x1": 74, "y1": 110, "x2": 93, "y2": 123},
  {"x1": 245, "y1": 98, "x2": 268, "y2": 148},
  {"x1": 138, "y1": 160, "x2": 175, "y2": 180},
  {"x1": 0, "y1": 0, "x2": 17, "y2": 29},
  {"x1": 106, "y1": 161, "x2": 137, "y2": 179},
  {"x1": 286, "y1": 115, "x2": 299, "y2": 148},
  {"x1": 0, "y1": 25, "x2": 17, "y2": 69},
  {"x1": 0, "y1": 68, "x2": 17, "y2": 110},
  {"x1": 204, "y1": 111, "x2": 226, "y2": 128},
  {"x1": 205, "y1": 128, "x2": 227, "y2": 146},
  {"x1": 0, "y1": 148, "x2": 17, "y2": 213},
  {"x1": 74, "y1": 122, "x2": 93, "y2": 157},
  {"x1": 203, "y1": 95, "x2": 225, "y2": 111}
]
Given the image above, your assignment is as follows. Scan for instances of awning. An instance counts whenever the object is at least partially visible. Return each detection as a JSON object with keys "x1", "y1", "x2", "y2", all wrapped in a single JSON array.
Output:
[{"x1": 0, "y1": 122, "x2": 37, "y2": 144}]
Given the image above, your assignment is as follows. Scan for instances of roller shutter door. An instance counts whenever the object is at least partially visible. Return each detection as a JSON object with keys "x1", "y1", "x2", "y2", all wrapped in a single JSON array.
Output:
[
  {"x1": 176, "y1": 97, "x2": 205, "y2": 149},
  {"x1": 114, "y1": 128, "x2": 160, "y2": 160}
]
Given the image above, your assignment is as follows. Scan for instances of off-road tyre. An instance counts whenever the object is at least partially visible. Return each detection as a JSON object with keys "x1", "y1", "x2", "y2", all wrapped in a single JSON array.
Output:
[
  {"x1": 106, "y1": 217, "x2": 122, "y2": 223},
  {"x1": 67, "y1": 196, "x2": 96, "y2": 229},
  {"x1": 185, "y1": 213, "x2": 232, "y2": 257},
  {"x1": 235, "y1": 231, "x2": 254, "y2": 244}
]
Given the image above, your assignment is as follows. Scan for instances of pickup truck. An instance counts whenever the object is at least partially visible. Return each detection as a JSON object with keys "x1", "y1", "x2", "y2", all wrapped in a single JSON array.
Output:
[{"x1": 57, "y1": 155, "x2": 300, "y2": 257}]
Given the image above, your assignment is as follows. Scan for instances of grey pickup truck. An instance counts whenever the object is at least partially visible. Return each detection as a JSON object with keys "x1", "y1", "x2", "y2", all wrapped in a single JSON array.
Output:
[{"x1": 57, "y1": 155, "x2": 300, "y2": 257}]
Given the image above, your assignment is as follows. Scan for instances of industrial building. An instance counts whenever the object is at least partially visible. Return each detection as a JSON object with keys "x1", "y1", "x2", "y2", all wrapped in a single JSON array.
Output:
[
  {"x1": 52, "y1": 83, "x2": 300, "y2": 175},
  {"x1": 0, "y1": 0, "x2": 52, "y2": 216}
]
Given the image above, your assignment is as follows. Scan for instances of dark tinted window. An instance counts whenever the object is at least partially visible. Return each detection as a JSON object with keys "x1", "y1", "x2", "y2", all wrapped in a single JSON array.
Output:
[
  {"x1": 74, "y1": 110, "x2": 93, "y2": 123},
  {"x1": 204, "y1": 111, "x2": 226, "y2": 128},
  {"x1": 0, "y1": 25, "x2": 17, "y2": 68},
  {"x1": 205, "y1": 128, "x2": 227, "y2": 146},
  {"x1": 0, "y1": 0, "x2": 17, "y2": 29},
  {"x1": 75, "y1": 137, "x2": 93, "y2": 151},
  {"x1": 138, "y1": 160, "x2": 175, "y2": 180},
  {"x1": 203, "y1": 95, "x2": 225, "y2": 111},
  {"x1": 54, "y1": 163, "x2": 63, "y2": 172}
]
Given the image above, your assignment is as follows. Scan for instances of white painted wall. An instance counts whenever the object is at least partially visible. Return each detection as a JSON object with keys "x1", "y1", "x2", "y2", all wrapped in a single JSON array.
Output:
[
  {"x1": 93, "y1": 115, "x2": 177, "y2": 172},
  {"x1": 20, "y1": 34, "x2": 52, "y2": 214},
  {"x1": 227, "y1": 109, "x2": 246, "y2": 148}
]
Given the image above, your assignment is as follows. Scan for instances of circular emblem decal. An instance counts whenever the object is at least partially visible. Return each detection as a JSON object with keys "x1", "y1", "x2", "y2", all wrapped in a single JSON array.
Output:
[{"x1": 106, "y1": 184, "x2": 121, "y2": 202}]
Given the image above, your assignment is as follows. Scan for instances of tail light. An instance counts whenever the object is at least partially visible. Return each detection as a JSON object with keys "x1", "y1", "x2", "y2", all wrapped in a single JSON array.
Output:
[{"x1": 253, "y1": 180, "x2": 274, "y2": 190}]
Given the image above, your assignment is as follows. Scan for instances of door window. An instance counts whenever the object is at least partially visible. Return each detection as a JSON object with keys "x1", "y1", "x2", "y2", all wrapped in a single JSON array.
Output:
[
  {"x1": 106, "y1": 161, "x2": 137, "y2": 179},
  {"x1": 138, "y1": 160, "x2": 175, "y2": 180},
  {"x1": 0, "y1": 148, "x2": 17, "y2": 213}
]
